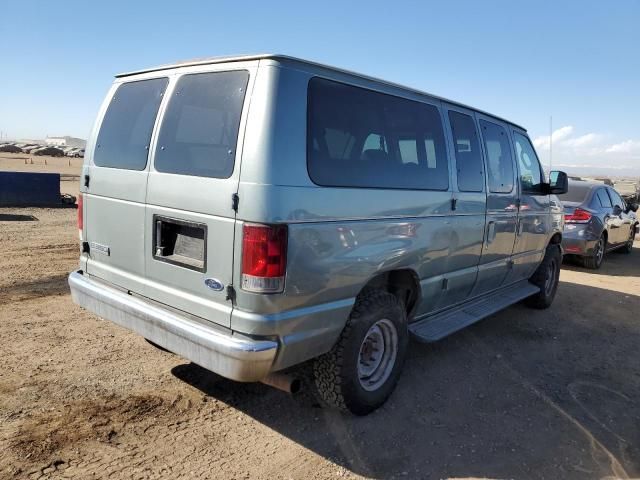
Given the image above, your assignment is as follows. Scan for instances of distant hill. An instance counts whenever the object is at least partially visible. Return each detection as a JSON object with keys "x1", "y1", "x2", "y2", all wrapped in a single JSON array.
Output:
[{"x1": 554, "y1": 165, "x2": 640, "y2": 180}]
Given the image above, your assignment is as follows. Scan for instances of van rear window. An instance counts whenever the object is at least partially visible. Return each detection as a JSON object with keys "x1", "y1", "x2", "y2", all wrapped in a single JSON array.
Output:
[
  {"x1": 154, "y1": 70, "x2": 249, "y2": 179},
  {"x1": 94, "y1": 78, "x2": 168, "y2": 170},
  {"x1": 307, "y1": 77, "x2": 449, "y2": 190}
]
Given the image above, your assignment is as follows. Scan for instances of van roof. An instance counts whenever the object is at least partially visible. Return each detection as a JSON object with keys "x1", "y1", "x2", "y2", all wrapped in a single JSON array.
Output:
[{"x1": 116, "y1": 53, "x2": 526, "y2": 131}]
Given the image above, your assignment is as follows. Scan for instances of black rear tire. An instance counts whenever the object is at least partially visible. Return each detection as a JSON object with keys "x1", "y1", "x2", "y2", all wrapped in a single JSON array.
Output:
[
  {"x1": 526, "y1": 244, "x2": 561, "y2": 309},
  {"x1": 582, "y1": 234, "x2": 606, "y2": 269},
  {"x1": 313, "y1": 290, "x2": 408, "y2": 415}
]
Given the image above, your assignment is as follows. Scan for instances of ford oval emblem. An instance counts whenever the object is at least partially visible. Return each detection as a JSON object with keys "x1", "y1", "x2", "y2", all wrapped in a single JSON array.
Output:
[{"x1": 204, "y1": 278, "x2": 224, "y2": 291}]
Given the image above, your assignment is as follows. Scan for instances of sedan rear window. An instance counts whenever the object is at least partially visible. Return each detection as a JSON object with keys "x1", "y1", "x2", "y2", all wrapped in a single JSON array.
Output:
[
  {"x1": 154, "y1": 70, "x2": 249, "y2": 178},
  {"x1": 94, "y1": 78, "x2": 168, "y2": 170},
  {"x1": 559, "y1": 183, "x2": 592, "y2": 203}
]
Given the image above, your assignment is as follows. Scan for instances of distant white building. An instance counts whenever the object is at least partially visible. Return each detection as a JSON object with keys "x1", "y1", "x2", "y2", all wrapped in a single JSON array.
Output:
[
  {"x1": 45, "y1": 136, "x2": 86, "y2": 148},
  {"x1": 45, "y1": 137, "x2": 66, "y2": 146}
]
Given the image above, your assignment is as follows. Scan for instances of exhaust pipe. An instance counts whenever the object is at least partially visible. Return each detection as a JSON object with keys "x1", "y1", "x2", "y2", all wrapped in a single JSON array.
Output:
[{"x1": 261, "y1": 372, "x2": 301, "y2": 395}]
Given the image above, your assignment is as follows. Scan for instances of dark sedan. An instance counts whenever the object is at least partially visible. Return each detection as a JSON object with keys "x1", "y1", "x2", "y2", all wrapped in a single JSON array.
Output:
[{"x1": 559, "y1": 180, "x2": 638, "y2": 268}]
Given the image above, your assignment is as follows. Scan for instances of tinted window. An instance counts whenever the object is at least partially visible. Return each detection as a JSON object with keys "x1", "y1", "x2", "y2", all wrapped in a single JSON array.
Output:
[
  {"x1": 480, "y1": 120, "x2": 514, "y2": 193},
  {"x1": 155, "y1": 70, "x2": 249, "y2": 178},
  {"x1": 597, "y1": 189, "x2": 612, "y2": 207},
  {"x1": 590, "y1": 191, "x2": 602, "y2": 208},
  {"x1": 448, "y1": 111, "x2": 484, "y2": 192},
  {"x1": 607, "y1": 188, "x2": 624, "y2": 209},
  {"x1": 559, "y1": 183, "x2": 592, "y2": 203},
  {"x1": 307, "y1": 78, "x2": 449, "y2": 190},
  {"x1": 95, "y1": 78, "x2": 168, "y2": 170},
  {"x1": 513, "y1": 132, "x2": 543, "y2": 193}
]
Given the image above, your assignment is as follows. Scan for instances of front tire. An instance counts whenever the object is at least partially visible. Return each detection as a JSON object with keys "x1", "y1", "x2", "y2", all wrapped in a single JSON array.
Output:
[
  {"x1": 526, "y1": 244, "x2": 561, "y2": 309},
  {"x1": 621, "y1": 225, "x2": 636, "y2": 254},
  {"x1": 313, "y1": 290, "x2": 408, "y2": 415}
]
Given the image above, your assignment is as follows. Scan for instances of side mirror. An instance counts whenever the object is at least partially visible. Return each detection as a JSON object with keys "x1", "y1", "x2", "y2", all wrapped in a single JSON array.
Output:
[
  {"x1": 548, "y1": 170, "x2": 568, "y2": 195},
  {"x1": 613, "y1": 204, "x2": 623, "y2": 216}
]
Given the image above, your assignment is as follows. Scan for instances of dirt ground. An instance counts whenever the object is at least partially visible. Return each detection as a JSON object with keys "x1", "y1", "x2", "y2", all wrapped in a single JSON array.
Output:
[{"x1": 1, "y1": 205, "x2": 639, "y2": 480}]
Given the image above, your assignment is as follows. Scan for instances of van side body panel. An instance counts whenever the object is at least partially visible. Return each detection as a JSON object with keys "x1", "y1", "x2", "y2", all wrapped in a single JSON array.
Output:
[{"x1": 232, "y1": 64, "x2": 493, "y2": 368}]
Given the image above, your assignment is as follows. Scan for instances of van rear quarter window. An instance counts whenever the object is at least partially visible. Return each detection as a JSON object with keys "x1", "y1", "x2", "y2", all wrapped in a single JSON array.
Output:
[
  {"x1": 154, "y1": 70, "x2": 249, "y2": 179},
  {"x1": 94, "y1": 78, "x2": 168, "y2": 170},
  {"x1": 307, "y1": 77, "x2": 449, "y2": 190}
]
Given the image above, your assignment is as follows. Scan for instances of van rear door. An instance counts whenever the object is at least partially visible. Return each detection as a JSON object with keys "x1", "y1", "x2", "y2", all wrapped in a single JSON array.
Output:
[
  {"x1": 143, "y1": 66, "x2": 255, "y2": 329},
  {"x1": 84, "y1": 77, "x2": 168, "y2": 294}
]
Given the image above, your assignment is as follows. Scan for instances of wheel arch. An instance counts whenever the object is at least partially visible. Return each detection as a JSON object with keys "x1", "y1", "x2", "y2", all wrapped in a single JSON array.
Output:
[{"x1": 358, "y1": 269, "x2": 421, "y2": 319}]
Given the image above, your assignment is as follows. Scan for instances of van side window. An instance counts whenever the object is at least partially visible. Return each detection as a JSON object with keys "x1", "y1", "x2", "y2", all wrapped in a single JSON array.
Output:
[
  {"x1": 480, "y1": 120, "x2": 514, "y2": 193},
  {"x1": 307, "y1": 77, "x2": 449, "y2": 190},
  {"x1": 398, "y1": 139, "x2": 418, "y2": 164},
  {"x1": 513, "y1": 132, "x2": 543, "y2": 194},
  {"x1": 447, "y1": 111, "x2": 484, "y2": 192},
  {"x1": 155, "y1": 70, "x2": 249, "y2": 179},
  {"x1": 94, "y1": 78, "x2": 168, "y2": 170},
  {"x1": 325, "y1": 128, "x2": 356, "y2": 159}
]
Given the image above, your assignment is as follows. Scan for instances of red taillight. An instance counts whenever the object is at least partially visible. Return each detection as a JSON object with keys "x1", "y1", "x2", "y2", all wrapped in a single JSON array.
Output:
[
  {"x1": 241, "y1": 224, "x2": 287, "y2": 293},
  {"x1": 77, "y1": 193, "x2": 83, "y2": 240},
  {"x1": 565, "y1": 207, "x2": 592, "y2": 223}
]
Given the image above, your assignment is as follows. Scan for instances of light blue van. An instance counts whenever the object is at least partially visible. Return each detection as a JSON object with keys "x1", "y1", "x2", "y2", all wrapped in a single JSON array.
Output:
[{"x1": 69, "y1": 55, "x2": 568, "y2": 415}]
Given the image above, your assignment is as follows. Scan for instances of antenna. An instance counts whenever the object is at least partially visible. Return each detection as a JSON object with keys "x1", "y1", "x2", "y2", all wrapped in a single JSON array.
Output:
[{"x1": 549, "y1": 115, "x2": 553, "y2": 170}]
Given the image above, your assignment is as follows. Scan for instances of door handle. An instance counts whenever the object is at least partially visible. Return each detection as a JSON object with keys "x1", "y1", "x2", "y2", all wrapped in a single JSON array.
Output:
[{"x1": 486, "y1": 221, "x2": 496, "y2": 246}]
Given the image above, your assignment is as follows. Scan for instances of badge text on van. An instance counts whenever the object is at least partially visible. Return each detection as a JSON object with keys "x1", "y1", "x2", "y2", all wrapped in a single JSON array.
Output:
[{"x1": 90, "y1": 242, "x2": 110, "y2": 256}]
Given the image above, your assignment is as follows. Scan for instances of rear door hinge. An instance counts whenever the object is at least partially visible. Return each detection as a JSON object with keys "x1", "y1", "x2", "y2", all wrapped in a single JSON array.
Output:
[
  {"x1": 231, "y1": 193, "x2": 239, "y2": 212},
  {"x1": 83, "y1": 174, "x2": 90, "y2": 188},
  {"x1": 226, "y1": 285, "x2": 236, "y2": 302}
]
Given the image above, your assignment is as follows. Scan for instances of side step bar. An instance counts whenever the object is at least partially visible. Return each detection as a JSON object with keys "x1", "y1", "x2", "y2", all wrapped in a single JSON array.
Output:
[{"x1": 409, "y1": 280, "x2": 540, "y2": 342}]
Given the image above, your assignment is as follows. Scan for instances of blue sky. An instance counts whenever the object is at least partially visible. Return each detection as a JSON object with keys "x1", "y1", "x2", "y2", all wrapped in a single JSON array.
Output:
[{"x1": 1, "y1": 0, "x2": 639, "y2": 173}]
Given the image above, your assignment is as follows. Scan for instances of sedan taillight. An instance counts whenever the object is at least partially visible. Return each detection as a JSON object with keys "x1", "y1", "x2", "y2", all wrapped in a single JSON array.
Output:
[{"x1": 565, "y1": 207, "x2": 592, "y2": 224}]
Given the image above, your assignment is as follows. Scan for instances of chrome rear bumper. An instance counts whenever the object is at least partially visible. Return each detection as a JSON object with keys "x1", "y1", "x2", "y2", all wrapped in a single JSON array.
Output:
[{"x1": 68, "y1": 270, "x2": 278, "y2": 382}]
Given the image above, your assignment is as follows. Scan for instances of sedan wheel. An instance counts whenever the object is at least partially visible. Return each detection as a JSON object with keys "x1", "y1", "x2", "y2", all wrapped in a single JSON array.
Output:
[
  {"x1": 622, "y1": 226, "x2": 636, "y2": 254},
  {"x1": 583, "y1": 235, "x2": 605, "y2": 269}
]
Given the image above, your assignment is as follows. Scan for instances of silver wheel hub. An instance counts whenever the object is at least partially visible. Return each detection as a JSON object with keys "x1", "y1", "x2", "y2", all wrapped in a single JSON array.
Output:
[
  {"x1": 357, "y1": 318, "x2": 398, "y2": 391},
  {"x1": 544, "y1": 258, "x2": 557, "y2": 296},
  {"x1": 595, "y1": 238, "x2": 604, "y2": 262}
]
